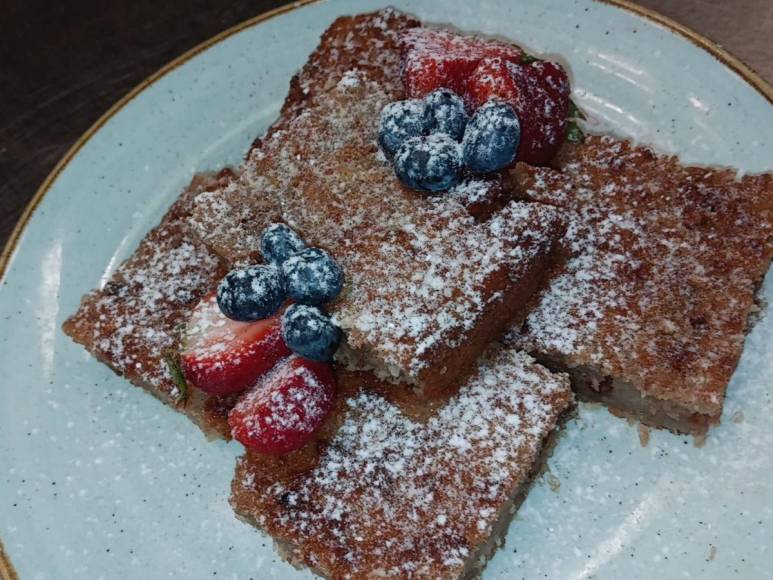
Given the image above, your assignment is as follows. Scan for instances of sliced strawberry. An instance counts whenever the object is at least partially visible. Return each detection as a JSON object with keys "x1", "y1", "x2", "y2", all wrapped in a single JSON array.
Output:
[
  {"x1": 402, "y1": 49, "x2": 474, "y2": 98},
  {"x1": 465, "y1": 57, "x2": 521, "y2": 110},
  {"x1": 180, "y1": 292, "x2": 290, "y2": 396},
  {"x1": 400, "y1": 28, "x2": 524, "y2": 98},
  {"x1": 401, "y1": 27, "x2": 572, "y2": 166},
  {"x1": 507, "y1": 60, "x2": 571, "y2": 165},
  {"x1": 228, "y1": 356, "x2": 336, "y2": 455},
  {"x1": 465, "y1": 58, "x2": 571, "y2": 165}
]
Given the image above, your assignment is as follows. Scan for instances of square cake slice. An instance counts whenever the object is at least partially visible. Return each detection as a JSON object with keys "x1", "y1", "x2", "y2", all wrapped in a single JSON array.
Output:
[
  {"x1": 231, "y1": 347, "x2": 573, "y2": 579},
  {"x1": 62, "y1": 172, "x2": 235, "y2": 438},
  {"x1": 504, "y1": 135, "x2": 773, "y2": 434},
  {"x1": 187, "y1": 11, "x2": 565, "y2": 395}
]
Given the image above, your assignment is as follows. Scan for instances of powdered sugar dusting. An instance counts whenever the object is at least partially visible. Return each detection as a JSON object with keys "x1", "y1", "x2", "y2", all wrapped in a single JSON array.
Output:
[
  {"x1": 400, "y1": 27, "x2": 524, "y2": 98},
  {"x1": 231, "y1": 357, "x2": 333, "y2": 444},
  {"x1": 188, "y1": 25, "x2": 562, "y2": 386},
  {"x1": 232, "y1": 348, "x2": 573, "y2": 578},
  {"x1": 63, "y1": 176, "x2": 227, "y2": 399},
  {"x1": 507, "y1": 136, "x2": 773, "y2": 415},
  {"x1": 336, "y1": 69, "x2": 361, "y2": 89},
  {"x1": 445, "y1": 177, "x2": 497, "y2": 206}
]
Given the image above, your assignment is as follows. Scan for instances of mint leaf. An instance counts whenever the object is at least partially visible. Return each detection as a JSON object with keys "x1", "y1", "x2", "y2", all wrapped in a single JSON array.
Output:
[
  {"x1": 568, "y1": 99, "x2": 586, "y2": 120},
  {"x1": 566, "y1": 121, "x2": 585, "y2": 143},
  {"x1": 164, "y1": 352, "x2": 189, "y2": 406},
  {"x1": 521, "y1": 53, "x2": 541, "y2": 64}
]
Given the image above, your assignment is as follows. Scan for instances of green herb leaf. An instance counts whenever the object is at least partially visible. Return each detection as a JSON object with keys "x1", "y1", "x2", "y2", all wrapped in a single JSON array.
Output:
[
  {"x1": 164, "y1": 352, "x2": 189, "y2": 406},
  {"x1": 566, "y1": 121, "x2": 585, "y2": 143},
  {"x1": 521, "y1": 53, "x2": 541, "y2": 64},
  {"x1": 173, "y1": 322, "x2": 186, "y2": 338},
  {"x1": 568, "y1": 99, "x2": 587, "y2": 120}
]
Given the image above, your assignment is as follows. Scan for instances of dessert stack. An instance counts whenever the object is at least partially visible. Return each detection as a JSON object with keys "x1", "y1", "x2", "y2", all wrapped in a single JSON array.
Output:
[{"x1": 64, "y1": 8, "x2": 773, "y2": 578}]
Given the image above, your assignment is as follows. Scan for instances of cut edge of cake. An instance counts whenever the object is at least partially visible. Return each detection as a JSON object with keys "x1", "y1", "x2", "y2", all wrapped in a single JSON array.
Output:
[
  {"x1": 230, "y1": 347, "x2": 574, "y2": 579},
  {"x1": 61, "y1": 171, "x2": 237, "y2": 440},
  {"x1": 504, "y1": 135, "x2": 773, "y2": 435}
]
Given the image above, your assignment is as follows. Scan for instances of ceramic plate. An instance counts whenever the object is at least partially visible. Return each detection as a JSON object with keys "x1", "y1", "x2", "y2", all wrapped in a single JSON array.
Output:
[{"x1": 1, "y1": 1, "x2": 771, "y2": 578}]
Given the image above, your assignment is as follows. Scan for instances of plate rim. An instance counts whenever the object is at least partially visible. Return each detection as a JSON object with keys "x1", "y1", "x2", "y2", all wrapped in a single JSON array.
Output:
[{"x1": 1, "y1": 0, "x2": 771, "y2": 577}]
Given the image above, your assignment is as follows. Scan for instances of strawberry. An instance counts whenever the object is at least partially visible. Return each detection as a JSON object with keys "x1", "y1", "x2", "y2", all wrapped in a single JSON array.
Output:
[
  {"x1": 466, "y1": 58, "x2": 570, "y2": 165},
  {"x1": 506, "y1": 60, "x2": 570, "y2": 165},
  {"x1": 400, "y1": 28, "x2": 523, "y2": 98},
  {"x1": 465, "y1": 57, "x2": 520, "y2": 110},
  {"x1": 402, "y1": 49, "x2": 473, "y2": 98},
  {"x1": 401, "y1": 28, "x2": 572, "y2": 166},
  {"x1": 180, "y1": 292, "x2": 290, "y2": 396},
  {"x1": 228, "y1": 356, "x2": 336, "y2": 455}
]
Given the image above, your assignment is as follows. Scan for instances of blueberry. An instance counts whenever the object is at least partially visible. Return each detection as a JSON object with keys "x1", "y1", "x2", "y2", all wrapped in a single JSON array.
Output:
[
  {"x1": 217, "y1": 265, "x2": 284, "y2": 322},
  {"x1": 423, "y1": 88, "x2": 469, "y2": 141},
  {"x1": 282, "y1": 248, "x2": 344, "y2": 305},
  {"x1": 260, "y1": 223, "x2": 306, "y2": 266},
  {"x1": 281, "y1": 304, "x2": 341, "y2": 362},
  {"x1": 462, "y1": 101, "x2": 521, "y2": 173},
  {"x1": 378, "y1": 99, "x2": 427, "y2": 157},
  {"x1": 393, "y1": 134, "x2": 463, "y2": 193}
]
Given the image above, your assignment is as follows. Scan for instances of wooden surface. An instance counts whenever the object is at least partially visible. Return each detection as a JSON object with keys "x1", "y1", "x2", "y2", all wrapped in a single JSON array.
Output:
[{"x1": 1, "y1": 0, "x2": 771, "y2": 250}]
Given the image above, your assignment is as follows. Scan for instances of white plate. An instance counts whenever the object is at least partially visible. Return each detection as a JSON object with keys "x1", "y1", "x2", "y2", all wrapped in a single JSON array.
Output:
[{"x1": 1, "y1": 1, "x2": 771, "y2": 578}]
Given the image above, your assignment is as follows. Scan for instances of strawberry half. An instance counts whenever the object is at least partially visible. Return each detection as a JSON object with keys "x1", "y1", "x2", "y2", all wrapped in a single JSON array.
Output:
[
  {"x1": 466, "y1": 58, "x2": 571, "y2": 165},
  {"x1": 400, "y1": 28, "x2": 524, "y2": 98},
  {"x1": 506, "y1": 60, "x2": 571, "y2": 165},
  {"x1": 465, "y1": 57, "x2": 521, "y2": 110},
  {"x1": 180, "y1": 292, "x2": 290, "y2": 396},
  {"x1": 228, "y1": 356, "x2": 336, "y2": 455}
]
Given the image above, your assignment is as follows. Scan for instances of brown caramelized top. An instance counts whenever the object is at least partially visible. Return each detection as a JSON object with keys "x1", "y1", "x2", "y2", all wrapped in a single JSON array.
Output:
[
  {"x1": 187, "y1": 10, "x2": 563, "y2": 388},
  {"x1": 506, "y1": 135, "x2": 773, "y2": 415},
  {"x1": 232, "y1": 347, "x2": 573, "y2": 579}
]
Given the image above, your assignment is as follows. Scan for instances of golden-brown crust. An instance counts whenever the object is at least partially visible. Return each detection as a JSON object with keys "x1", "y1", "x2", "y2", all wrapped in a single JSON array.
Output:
[
  {"x1": 62, "y1": 171, "x2": 234, "y2": 437},
  {"x1": 505, "y1": 135, "x2": 773, "y2": 432},
  {"x1": 231, "y1": 348, "x2": 574, "y2": 579},
  {"x1": 245, "y1": 9, "x2": 421, "y2": 161},
  {"x1": 187, "y1": 11, "x2": 565, "y2": 395}
]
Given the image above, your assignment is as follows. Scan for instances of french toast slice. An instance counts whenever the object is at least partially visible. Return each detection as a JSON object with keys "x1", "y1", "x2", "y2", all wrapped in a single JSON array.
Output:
[
  {"x1": 62, "y1": 169, "x2": 573, "y2": 578},
  {"x1": 186, "y1": 10, "x2": 420, "y2": 262},
  {"x1": 231, "y1": 347, "x2": 573, "y2": 579},
  {"x1": 187, "y1": 11, "x2": 565, "y2": 395},
  {"x1": 504, "y1": 136, "x2": 773, "y2": 435},
  {"x1": 62, "y1": 167, "x2": 573, "y2": 579},
  {"x1": 62, "y1": 171, "x2": 236, "y2": 438}
]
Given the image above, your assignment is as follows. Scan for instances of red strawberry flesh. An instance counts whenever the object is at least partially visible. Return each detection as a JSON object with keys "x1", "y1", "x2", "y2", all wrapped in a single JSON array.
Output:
[
  {"x1": 506, "y1": 60, "x2": 570, "y2": 165},
  {"x1": 228, "y1": 356, "x2": 336, "y2": 455},
  {"x1": 181, "y1": 293, "x2": 290, "y2": 396},
  {"x1": 400, "y1": 28, "x2": 524, "y2": 98},
  {"x1": 465, "y1": 57, "x2": 521, "y2": 110},
  {"x1": 401, "y1": 28, "x2": 572, "y2": 166}
]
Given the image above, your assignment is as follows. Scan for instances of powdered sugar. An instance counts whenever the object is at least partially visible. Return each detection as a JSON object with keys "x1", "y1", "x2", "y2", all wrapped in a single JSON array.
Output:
[
  {"x1": 444, "y1": 177, "x2": 501, "y2": 210},
  {"x1": 188, "y1": 44, "x2": 562, "y2": 386},
  {"x1": 511, "y1": 202, "x2": 640, "y2": 361},
  {"x1": 230, "y1": 357, "x2": 334, "y2": 445},
  {"x1": 506, "y1": 135, "x2": 773, "y2": 415},
  {"x1": 336, "y1": 69, "x2": 361, "y2": 89},
  {"x1": 232, "y1": 347, "x2": 573, "y2": 578},
  {"x1": 63, "y1": 175, "x2": 227, "y2": 400}
]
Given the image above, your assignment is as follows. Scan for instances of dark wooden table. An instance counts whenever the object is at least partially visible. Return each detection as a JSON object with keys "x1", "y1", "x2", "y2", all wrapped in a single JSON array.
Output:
[{"x1": 1, "y1": 0, "x2": 771, "y2": 250}]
